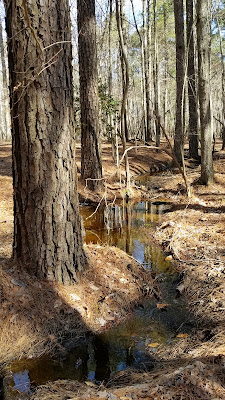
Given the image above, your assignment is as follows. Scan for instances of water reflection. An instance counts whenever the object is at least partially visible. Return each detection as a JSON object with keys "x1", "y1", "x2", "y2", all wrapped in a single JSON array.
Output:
[
  {"x1": 9, "y1": 200, "x2": 191, "y2": 394},
  {"x1": 81, "y1": 201, "x2": 173, "y2": 263}
]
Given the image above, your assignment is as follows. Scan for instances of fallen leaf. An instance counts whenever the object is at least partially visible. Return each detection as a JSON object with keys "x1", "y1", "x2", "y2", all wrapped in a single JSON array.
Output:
[
  {"x1": 85, "y1": 381, "x2": 97, "y2": 387},
  {"x1": 176, "y1": 333, "x2": 188, "y2": 338},
  {"x1": 89, "y1": 283, "x2": 100, "y2": 291},
  {"x1": 157, "y1": 303, "x2": 170, "y2": 309},
  {"x1": 70, "y1": 293, "x2": 81, "y2": 301},
  {"x1": 98, "y1": 317, "x2": 107, "y2": 326},
  {"x1": 98, "y1": 391, "x2": 108, "y2": 399},
  {"x1": 11, "y1": 278, "x2": 27, "y2": 287},
  {"x1": 148, "y1": 342, "x2": 160, "y2": 348},
  {"x1": 165, "y1": 255, "x2": 173, "y2": 261},
  {"x1": 54, "y1": 299, "x2": 62, "y2": 308},
  {"x1": 177, "y1": 283, "x2": 185, "y2": 293},
  {"x1": 108, "y1": 394, "x2": 118, "y2": 400}
]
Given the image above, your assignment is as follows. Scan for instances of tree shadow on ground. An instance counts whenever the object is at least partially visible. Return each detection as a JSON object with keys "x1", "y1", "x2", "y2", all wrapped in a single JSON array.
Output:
[{"x1": 0, "y1": 250, "x2": 159, "y2": 395}]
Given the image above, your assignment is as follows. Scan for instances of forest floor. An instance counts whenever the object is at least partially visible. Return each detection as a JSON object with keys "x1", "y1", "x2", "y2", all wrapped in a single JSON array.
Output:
[{"x1": 1, "y1": 141, "x2": 225, "y2": 399}]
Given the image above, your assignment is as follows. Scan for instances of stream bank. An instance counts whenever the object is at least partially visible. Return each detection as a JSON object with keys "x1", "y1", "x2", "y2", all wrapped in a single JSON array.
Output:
[
  {"x1": 30, "y1": 146, "x2": 225, "y2": 399},
  {"x1": 2, "y1": 200, "x2": 194, "y2": 399},
  {"x1": 1, "y1": 142, "x2": 225, "y2": 399}
]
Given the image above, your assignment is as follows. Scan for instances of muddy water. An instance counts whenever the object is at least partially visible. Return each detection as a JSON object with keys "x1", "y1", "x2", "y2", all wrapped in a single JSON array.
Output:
[{"x1": 6, "y1": 201, "x2": 192, "y2": 396}]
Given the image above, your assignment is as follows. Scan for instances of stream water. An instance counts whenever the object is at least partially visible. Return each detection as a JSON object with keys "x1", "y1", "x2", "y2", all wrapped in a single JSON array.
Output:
[{"x1": 6, "y1": 200, "x2": 193, "y2": 397}]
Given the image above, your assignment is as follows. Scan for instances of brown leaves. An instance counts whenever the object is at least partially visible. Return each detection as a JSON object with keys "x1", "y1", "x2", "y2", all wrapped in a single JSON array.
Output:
[{"x1": 156, "y1": 303, "x2": 170, "y2": 309}]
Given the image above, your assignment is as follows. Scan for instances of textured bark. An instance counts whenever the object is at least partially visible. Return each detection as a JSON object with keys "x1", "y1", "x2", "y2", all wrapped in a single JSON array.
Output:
[
  {"x1": 153, "y1": 0, "x2": 160, "y2": 147},
  {"x1": 77, "y1": 0, "x2": 102, "y2": 191},
  {"x1": 4, "y1": 0, "x2": 86, "y2": 283},
  {"x1": 108, "y1": 0, "x2": 113, "y2": 97},
  {"x1": 196, "y1": 0, "x2": 214, "y2": 184},
  {"x1": 163, "y1": 1, "x2": 168, "y2": 132},
  {"x1": 130, "y1": 0, "x2": 147, "y2": 142},
  {"x1": 186, "y1": 0, "x2": 199, "y2": 159},
  {"x1": 173, "y1": 0, "x2": 185, "y2": 164},
  {"x1": 0, "y1": 18, "x2": 9, "y2": 140},
  {"x1": 119, "y1": 0, "x2": 129, "y2": 142},
  {"x1": 217, "y1": 23, "x2": 225, "y2": 150},
  {"x1": 115, "y1": 0, "x2": 130, "y2": 189},
  {"x1": 143, "y1": 0, "x2": 152, "y2": 143}
]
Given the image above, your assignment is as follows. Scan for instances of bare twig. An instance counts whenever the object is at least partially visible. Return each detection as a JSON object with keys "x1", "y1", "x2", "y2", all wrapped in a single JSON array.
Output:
[{"x1": 119, "y1": 140, "x2": 191, "y2": 197}]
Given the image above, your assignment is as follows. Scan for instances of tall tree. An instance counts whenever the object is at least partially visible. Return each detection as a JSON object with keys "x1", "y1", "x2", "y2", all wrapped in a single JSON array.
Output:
[
  {"x1": 186, "y1": 0, "x2": 199, "y2": 159},
  {"x1": 115, "y1": 0, "x2": 131, "y2": 189},
  {"x1": 142, "y1": 0, "x2": 152, "y2": 142},
  {"x1": 196, "y1": 0, "x2": 214, "y2": 184},
  {"x1": 162, "y1": 0, "x2": 168, "y2": 132},
  {"x1": 153, "y1": 0, "x2": 160, "y2": 147},
  {"x1": 0, "y1": 18, "x2": 9, "y2": 140},
  {"x1": 4, "y1": 0, "x2": 86, "y2": 283},
  {"x1": 216, "y1": 15, "x2": 225, "y2": 149},
  {"x1": 77, "y1": 0, "x2": 103, "y2": 191},
  {"x1": 173, "y1": 0, "x2": 185, "y2": 164},
  {"x1": 108, "y1": 0, "x2": 113, "y2": 99},
  {"x1": 119, "y1": 0, "x2": 129, "y2": 141}
]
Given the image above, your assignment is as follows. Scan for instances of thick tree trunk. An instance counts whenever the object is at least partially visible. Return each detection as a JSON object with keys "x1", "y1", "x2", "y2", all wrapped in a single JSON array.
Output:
[
  {"x1": 196, "y1": 0, "x2": 214, "y2": 184},
  {"x1": 4, "y1": 0, "x2": 86, "y2": 283},
  {"x1": 173, "y1": 0, "x2": 185, "y2": 164},
  {"x1": 186, "y1": 0, "x2": 199, "y2": 160},
  {"x1": 77, "y1": 0, "x2": 103, "y2": 191}
]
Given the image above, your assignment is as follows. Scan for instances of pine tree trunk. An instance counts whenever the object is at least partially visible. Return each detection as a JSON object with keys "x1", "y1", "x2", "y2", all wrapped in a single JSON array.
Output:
[
  {"x1": 163, "y1": 1, "x2": 168, "y2": 132},
  {"x1": 153, "y1": 0, "x2": 160, "y2": 147},
  {"x1": 217, "y1": 22, "x2": 225, "y2": 150},
  {"x1": 4, "y1": 0, "x2": 86, "y2": 283},
  {"x1": 143, "y1": 0, "x2": 152, "y2": 142},
  {"x1": 115, "y1": 0, "x2": 130, "y2": 189},
  {"x1": 77, "y1": 0, "x2": 103, "y2": 191},
  {"x1": 186, "y1": 0, "x2": 199, "y2": 160},
  {"x1": 119, "y1": 0, "x2": 129, "y2": 142},
  {"x1": 0, "y1": 18, "x2": 9, "y2": 140},
  {"x1": 173, "y1": 0, "x2": 185, "y2": 164},
  {"x1": 196, "y1": 0, "x2": 214, "y2": 184}
]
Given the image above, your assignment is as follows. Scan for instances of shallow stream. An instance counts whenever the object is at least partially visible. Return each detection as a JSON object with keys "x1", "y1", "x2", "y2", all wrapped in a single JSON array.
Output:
[{"x1": 6, "y1": 200, "x2": 193, "y2": 396}]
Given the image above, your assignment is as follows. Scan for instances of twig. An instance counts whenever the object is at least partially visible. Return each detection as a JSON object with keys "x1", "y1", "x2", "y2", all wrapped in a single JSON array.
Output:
[
  {"x1": 85, "y1": 177, "x2": 105, "y2": 187},
  {"x1": 85, "y1": 192, "x2": 106, "y2": 220},
  {"x1": 85, "y1": 230, "x2": 103, "y2": 243},
  {"x1": 119, "y1": 143, "x2": 191, "y2": 197},
  {"x1": 43, "y1": 41, "x2": 72, "y2": 51}
]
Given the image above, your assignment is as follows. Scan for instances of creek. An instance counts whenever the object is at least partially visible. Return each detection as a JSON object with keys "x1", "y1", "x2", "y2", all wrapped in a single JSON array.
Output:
[{"x1": 5, "y1": 199, "x2": 193, "y2": 396}]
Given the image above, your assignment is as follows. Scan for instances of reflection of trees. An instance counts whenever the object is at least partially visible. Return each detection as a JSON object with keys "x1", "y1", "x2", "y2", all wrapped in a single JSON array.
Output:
[
  {"x1": 93, "y1": 336, "x2": 110, "y2": 382},
  {"x1": 125, "y1": 204, "x2": 132, "y2": 254},
  {"x1": 81, "y1": 201, "x2": 169, "y2": 261}
]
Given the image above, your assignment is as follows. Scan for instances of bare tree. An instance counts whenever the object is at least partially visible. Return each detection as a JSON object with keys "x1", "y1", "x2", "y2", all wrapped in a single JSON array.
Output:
[
  {"x1": 196, "y1": 0, "x2": 214, "y2": 184},
  {"x1": 115, "y1": 0, "x2": 131, "y2": 189},
  {"x1": 153, "y1": 0, "x2": 160, "y2": 147},
  {"x1": 173, "y1": 0, "x2": 185, "y2": 164},
  {"x1": 186, "y1": 0, "x2": 199, "y2": 159}
]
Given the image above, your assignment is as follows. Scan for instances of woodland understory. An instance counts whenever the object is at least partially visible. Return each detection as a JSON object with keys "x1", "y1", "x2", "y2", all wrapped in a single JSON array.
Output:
[{"x1": 1, "y1": 141, "x2": 225, "y2": 399}]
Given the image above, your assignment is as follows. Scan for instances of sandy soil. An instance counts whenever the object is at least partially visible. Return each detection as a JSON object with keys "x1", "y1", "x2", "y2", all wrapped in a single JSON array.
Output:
[{"x1": 1, "y1": 141, "x2": 225, "y2": 399}]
